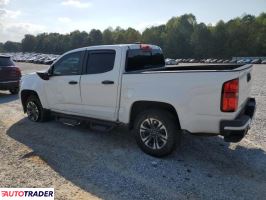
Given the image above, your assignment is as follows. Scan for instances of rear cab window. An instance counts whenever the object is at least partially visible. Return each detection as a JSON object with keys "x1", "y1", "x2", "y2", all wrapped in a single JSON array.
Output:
[
  {"x1": 125, "y1": 47, "x2": 165, "y2": 72},
  {"x1": 0, "y1": 57, "x2": 14, "y2": 67}
]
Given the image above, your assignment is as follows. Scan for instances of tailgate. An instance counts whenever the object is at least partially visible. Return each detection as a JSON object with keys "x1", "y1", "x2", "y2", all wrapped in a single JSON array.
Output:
[
  {"x1": 238, "y1": 65, "x2": 253, "y2": 110},
  {"x1": 0, "y1": 66, "x2": 20, "y2": 81}
]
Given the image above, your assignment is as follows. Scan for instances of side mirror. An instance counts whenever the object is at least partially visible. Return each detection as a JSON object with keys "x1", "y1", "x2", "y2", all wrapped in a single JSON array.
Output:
[{"x1": 37, "y1": 72, "x2": 50, "y2": 80}]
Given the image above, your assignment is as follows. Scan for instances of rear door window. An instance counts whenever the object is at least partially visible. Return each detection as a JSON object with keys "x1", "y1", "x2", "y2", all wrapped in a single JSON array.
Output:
[
  {"x1": 86, "y1": 50, "x2": 116, "y2": 74},
  {"x1": 126, "y1": 49, "x2": 165, "y2": 72},
  {"x1": 0, "y1": 57, "x2": 14, "y2": 66}
]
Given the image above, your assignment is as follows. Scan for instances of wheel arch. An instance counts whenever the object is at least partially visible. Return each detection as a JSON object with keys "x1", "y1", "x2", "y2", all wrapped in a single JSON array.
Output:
[
  {"x1": 20, "y1": 90, "x2": 40, "y2": 112},
  {"x1": 129, "y1": 101, "x2": 181, "y2": 130}
]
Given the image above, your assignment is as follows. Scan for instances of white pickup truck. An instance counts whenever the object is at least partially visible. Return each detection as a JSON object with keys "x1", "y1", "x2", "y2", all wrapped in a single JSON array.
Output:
[{"x1": 20, "y1": 44, "x2": 256, "y2": 157}]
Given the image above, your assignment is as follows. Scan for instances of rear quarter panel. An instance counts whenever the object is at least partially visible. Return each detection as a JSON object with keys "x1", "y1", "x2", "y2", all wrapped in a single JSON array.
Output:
[{"x1": 120, "y1": 70, "x2": 245, "y2": 134}]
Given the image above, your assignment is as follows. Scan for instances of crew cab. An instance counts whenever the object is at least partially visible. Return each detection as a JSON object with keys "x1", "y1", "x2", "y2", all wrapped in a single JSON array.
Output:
[{"x1": 20, "y1": 44, "x2": 256, "y2": 157}]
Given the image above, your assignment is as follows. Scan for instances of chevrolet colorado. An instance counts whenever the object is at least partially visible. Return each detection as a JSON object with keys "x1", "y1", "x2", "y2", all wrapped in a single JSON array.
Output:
[{"x1": 20, "y1": 44, "x2": 256, "y2": 157}]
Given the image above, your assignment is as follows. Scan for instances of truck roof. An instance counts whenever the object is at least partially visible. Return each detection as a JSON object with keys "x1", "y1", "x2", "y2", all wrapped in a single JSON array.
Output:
[
  {"x1": 87, "y1": 44, "x2": 160, "y2": 49},
  {"x1": 67, "y1": 44, "x2": 161, "y2": 54}
]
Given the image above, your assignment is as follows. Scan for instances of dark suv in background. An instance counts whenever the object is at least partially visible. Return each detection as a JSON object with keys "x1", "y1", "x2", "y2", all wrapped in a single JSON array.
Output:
[{"x1": 0, "y1": 55, "x2": 21, "y2": 94}]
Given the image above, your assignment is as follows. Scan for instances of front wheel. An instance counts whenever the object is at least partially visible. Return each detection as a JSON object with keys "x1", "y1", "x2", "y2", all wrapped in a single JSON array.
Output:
[
  {"x1": 26, "y1": 95, "x2": 50, "y2": 122},
  {"x1": 134, "y1": 109, "x2": 180, "y2": 157}
]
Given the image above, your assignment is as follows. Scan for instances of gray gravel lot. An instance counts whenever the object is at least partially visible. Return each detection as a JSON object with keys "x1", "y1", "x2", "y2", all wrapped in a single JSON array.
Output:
[{"x1": 0, "y1": 63, "x2": 266, "y2": 200}]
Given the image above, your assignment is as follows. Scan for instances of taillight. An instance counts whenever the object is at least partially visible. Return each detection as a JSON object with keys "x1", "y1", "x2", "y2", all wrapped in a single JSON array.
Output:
[
  {"x1": 11, "y1": 67, "x2": 21, "y2": 78},
  {"x1": 221, "y1": 78, "x2": 239, "y2": 112}
]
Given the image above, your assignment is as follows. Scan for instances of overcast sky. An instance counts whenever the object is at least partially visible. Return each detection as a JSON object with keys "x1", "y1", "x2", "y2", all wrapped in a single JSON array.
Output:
[{"x1": 0, "y1": 0, "x2": 266, "y2": 43}]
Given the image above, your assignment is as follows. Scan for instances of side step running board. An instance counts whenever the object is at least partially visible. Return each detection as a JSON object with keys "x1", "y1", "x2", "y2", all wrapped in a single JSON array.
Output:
[
  {"x1": 52, "y1": 112, "x2": 119, "y2": 132},
  {"x1": 89, "y1": 122, "x2": 115, "y2": 132}
]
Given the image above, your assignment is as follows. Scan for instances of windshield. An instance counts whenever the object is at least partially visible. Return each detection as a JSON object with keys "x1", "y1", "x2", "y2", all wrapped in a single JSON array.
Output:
[
  {"x1": 0, "y1": 57, "x2": 15, "y2": 66},
  {"x1": 125, "y1": 48, "x2": 165, "y2": 72}
]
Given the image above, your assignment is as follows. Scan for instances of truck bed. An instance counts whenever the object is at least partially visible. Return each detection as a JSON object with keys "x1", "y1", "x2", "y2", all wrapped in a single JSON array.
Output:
[
  {"x1": 121, "y1": 63, "x2": 253, "y2": 133},
  {"x1": 126, "y1": 64, "x2": 252, "y2": 73},
  {"x1": 163, "y1": 64, "x2": 245, "y2": 71}
]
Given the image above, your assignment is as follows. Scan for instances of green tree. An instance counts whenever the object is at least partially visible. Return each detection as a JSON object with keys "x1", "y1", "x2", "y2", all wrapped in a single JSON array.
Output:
[
  {"x1": 102, "y1": 28, "x2": 114, "y2": 44},
  {"x1": 0, "y1": 42, "x2": 4, "y2": 52},
  {"x1": 21, "y1": 34, "x2": 36, "y2": 52},
  {"x1": 69, "y1": 30, "x2": 90, "y2": 49},
  {"x1": 3, "y1": 41, "x2": 21, "y2": 52},
  {"x1": 210, "y1": 21, "x2": 228, "y2": 58},
  {"x1": 164, "y1": 14, "x2": 196, "y2": 58},
  {"x1": 89, "y1": 29, "x2": 103, "y2": 45},
  {"x1": 113, "y1": 27, "x2": 126, "y2": 44},
  {"x1": 191, "y1": 23, "x2": 212, "y2": 58},
  {"x1": 4, "y1": 13, "x2": 266, "y2": 58},
  {"x1": 124, "y1": 28, "x2": 141, "y2": 43},
  {"x1": 142, "y1": 25, "x2": 166, "y2": 49}
]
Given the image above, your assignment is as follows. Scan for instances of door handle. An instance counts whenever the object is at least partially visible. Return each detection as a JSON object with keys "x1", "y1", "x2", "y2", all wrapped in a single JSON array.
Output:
[
  {"x1": 247, "y1": 73, "x2": 251, "y2": 82},
  {"x1": 69, "y1": 81, "x2": 78, "y2": 85},
  {"x1": 102, "y1": 80, "x2": 114, "y2": 85}
]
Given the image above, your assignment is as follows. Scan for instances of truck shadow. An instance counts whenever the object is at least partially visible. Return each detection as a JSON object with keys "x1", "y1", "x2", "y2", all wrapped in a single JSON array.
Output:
[
  {"x1": 0, "y1": 92, "x2": 18, "y2": 104},
  {"x1": 7, "y1": 118, "x2": 266, "y2": 200}
]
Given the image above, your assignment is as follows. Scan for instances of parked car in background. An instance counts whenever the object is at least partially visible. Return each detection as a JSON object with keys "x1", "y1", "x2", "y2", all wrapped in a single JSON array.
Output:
[
  {"x1": 230, "y1": 59, "x2": 237, "y2": 63},
  {"x1": 188, "y1": 59, "x2": 195, "y2": 63},
  {"x1": 237, "y1": 59, "x2": 245, "y2": 64},
  {"x1": 0, "y1": 55, "x2": 21, "y2": 94},
  {"x1": 165, "y1": 58, "x2": 177, "y2": 65},
  {"x1": 223, "y1": 59, "x2": 230, "y2": 63},
  {"x1": 204, "y1": 59, "x2": 212, "y2": 63},
  {"x1": 10, "y1": 52, "x2": 59, "y2": 65},
  {"x1": 261, "y1": 60, "x2": 266, "y2": 64},
  {"x1": 244, "y1": 58, "x2": 252, "y2": 64},
  {"x1": 175, "y1": 59, "x2": 182, "y2": 64},
  {"x1": 251, "y1": 59, "x2": 261, "y2": 64}
]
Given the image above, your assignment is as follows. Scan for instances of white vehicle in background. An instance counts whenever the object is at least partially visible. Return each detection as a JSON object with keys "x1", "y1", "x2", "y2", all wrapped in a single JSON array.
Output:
[
  {"x1": 20, "y1": 44, "x2": 256, "y2": 157},
  {"x1": 165, "y1": 58, "x2": 177, "y2": 65}
]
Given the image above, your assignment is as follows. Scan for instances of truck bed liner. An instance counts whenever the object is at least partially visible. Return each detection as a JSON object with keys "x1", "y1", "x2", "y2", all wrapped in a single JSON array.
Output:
[
  {"x1": 125, "y1": 64, "x2": 252, "y2": 73},
  {"x1": 164, "y1": 64, "x2": 244, "y2": 71}
]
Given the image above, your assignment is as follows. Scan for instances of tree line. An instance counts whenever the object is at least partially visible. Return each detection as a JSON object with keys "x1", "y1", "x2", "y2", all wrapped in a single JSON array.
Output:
[{"x1": 0, "y1": 13, "x2": 266, "y2": 59}]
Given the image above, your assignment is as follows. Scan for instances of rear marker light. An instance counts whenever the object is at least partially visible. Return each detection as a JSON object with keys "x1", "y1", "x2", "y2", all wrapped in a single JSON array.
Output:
[
  {"x1": 221, "y1": 78, "x2": 239, "y2": 112},
  {"x1": 140, "y1": 44, "x2": 151, "y2": 51}
]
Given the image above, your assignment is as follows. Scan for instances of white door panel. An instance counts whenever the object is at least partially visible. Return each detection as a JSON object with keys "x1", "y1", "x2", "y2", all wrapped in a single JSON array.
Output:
[
  {"x1": 80, "y1": 48, "x2": 122, "y2": 121},
  {"x1": 81, "y1": 72, "x2": 119, "y2": 120},
  {"x1": 45, "y1": 75, "x2": 81, "y2": 112},
  {"x1": 44, "y1": 50, "x2": 84, "y2": 113}
]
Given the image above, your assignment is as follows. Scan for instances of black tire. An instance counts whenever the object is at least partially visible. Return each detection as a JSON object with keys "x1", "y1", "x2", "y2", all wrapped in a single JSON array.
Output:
[
  {"x1": 25, "y1": 95, "x2": 50, "y2": 122},
  {"x1": 9, "y1": 87, "x2": 19, "y2": 94},
  {"x1": 134, "y1": 109, "x2": 181, "y2": 157}
]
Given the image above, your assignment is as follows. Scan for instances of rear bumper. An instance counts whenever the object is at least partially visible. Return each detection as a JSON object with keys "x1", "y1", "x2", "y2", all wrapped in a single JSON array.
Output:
[
  {"x1": 220, "y1": 98, "x2": 256, "y2": 142},
  {"x1": 0, "y1": 80, "x2": 20, "y2": 90}
]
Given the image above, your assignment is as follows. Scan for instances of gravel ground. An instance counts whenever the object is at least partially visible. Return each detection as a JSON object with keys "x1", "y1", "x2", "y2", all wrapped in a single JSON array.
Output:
[{"x1": 0, "y1": 63, "x2": 265, "y2": 200}]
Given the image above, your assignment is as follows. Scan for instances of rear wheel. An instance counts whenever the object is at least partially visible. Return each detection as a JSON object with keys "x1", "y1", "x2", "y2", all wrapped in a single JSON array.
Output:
[
  {"x1": 26, "y1": 95, "x2": 50, "y2": 122},
  {"x1": 9, "y1": 87, "x2": 19, "y2": 94},
  {"x1": 134, "y1": 109, "x2": 180, "y2": 157}
]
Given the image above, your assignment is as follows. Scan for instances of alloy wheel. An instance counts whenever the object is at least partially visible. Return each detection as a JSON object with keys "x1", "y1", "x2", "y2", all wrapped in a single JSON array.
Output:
[
  {"x1": 139, "y1": 118, "x2": 168, "y2": 150},
  {"x1": 26, "y1": 101, "x2": 40, "y2": 121}
]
